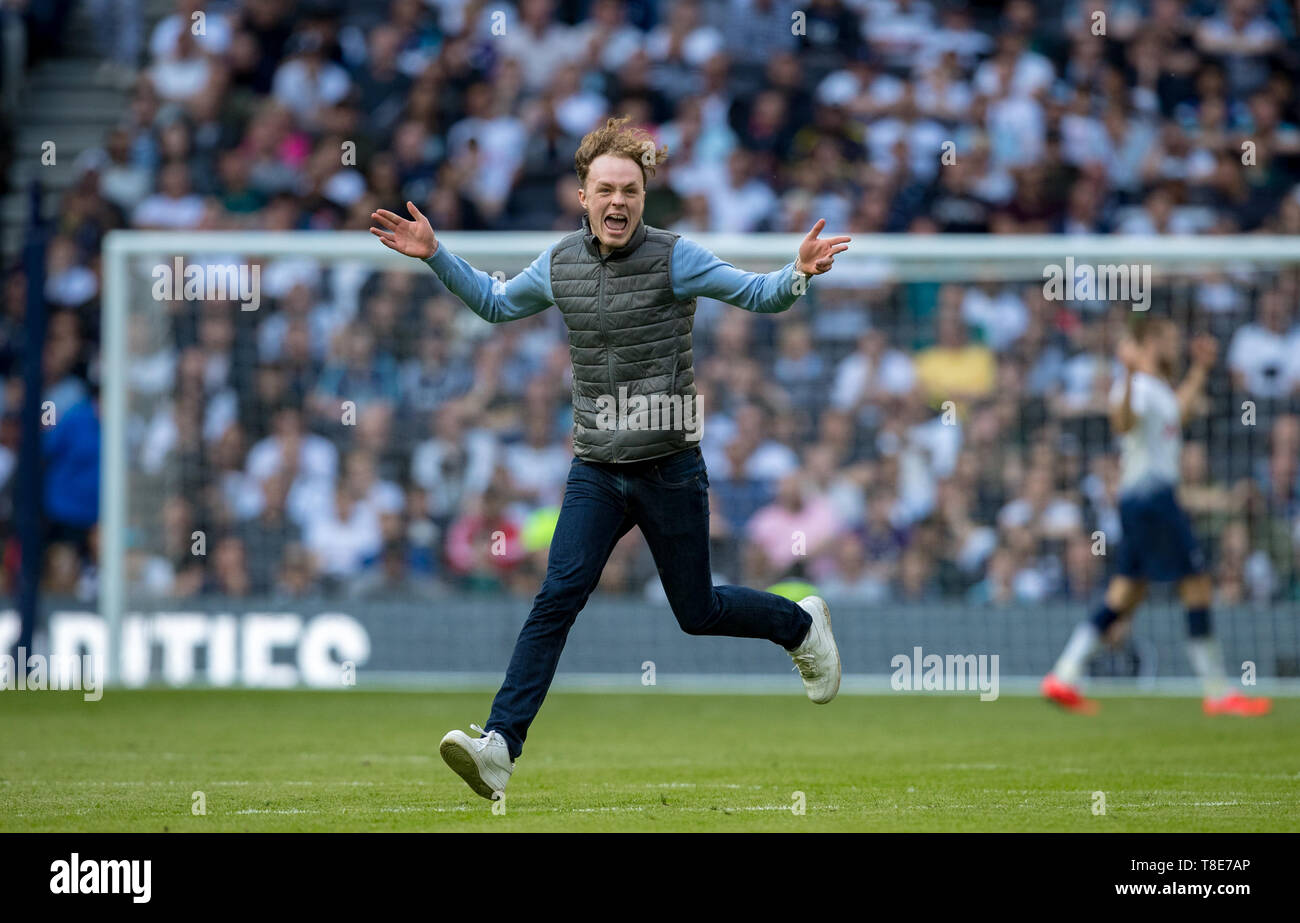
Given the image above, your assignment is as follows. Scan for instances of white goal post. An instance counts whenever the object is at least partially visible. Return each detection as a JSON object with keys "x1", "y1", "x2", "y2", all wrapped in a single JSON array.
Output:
[{"x1": 97, "y1": 231, "x2": 1300, "y2": 687}]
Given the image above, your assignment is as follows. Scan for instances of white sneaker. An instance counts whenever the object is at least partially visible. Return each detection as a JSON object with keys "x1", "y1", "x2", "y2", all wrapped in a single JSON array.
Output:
[
  {"x1": 789, "y1": 596, "x2": 841, "y2": 704},
  {"x1": 440, "y1": 724, "x2": 514, "y2": 800}
]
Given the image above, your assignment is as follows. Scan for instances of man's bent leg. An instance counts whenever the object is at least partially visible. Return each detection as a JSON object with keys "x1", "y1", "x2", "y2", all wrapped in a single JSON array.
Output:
[
  {"x1": 631, "y1": 449, "x2": 810, "y2": 649},
  {"x1": 486, "y1": 460, "x2": 633, "y2": 758}
]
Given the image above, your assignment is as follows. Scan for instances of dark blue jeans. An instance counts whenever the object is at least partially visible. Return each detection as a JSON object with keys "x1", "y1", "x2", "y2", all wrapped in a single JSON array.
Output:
[{"x1": 485, "y1": 446, "x2": 812, "y2": 759}]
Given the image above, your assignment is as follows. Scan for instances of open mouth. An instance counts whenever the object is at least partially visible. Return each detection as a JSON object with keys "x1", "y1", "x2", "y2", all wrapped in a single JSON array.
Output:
[{"x1": 603, "y1": 213, "x2": 629, "y2": 235}]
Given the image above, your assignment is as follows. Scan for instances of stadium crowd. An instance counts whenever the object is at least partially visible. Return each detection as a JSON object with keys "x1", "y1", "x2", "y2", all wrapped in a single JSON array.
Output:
[{"x1": 3, "y1": 0, "x2": 1300, "y2": 607}]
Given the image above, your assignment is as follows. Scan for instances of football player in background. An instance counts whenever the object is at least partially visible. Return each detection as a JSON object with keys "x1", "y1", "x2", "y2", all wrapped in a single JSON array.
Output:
[{"x1": 1043, "y1": 316, "x2": 1270, "y2": 716}]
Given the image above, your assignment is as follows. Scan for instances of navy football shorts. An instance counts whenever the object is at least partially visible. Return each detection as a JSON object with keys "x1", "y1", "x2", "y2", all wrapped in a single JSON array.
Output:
[{"x1": 1114, "y1": 483, "x2": 1207, "y2": 582}]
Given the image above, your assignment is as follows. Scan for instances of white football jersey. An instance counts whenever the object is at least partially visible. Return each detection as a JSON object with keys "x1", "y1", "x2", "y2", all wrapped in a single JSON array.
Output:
[{"x1": 1110, "y1": 370, "x2": 1181, "y2": 492}]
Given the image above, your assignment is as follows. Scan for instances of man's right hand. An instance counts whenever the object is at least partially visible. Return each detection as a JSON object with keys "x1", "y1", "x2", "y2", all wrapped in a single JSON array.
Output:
[
  {"x1": 1116, "y1": 337, "x2": 1141, "y2": 372},
  {"x1": 370, "y1": 200, "x2": 438, "y2": 259}
]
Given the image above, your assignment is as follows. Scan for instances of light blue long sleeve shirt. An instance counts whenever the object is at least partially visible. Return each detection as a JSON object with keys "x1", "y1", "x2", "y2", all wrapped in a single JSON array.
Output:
[{"x1": 423, "y1": 234, "x2": 807, "y2": 324}]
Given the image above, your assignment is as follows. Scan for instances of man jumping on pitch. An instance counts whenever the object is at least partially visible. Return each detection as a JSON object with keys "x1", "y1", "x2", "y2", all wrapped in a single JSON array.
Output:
[
  {"x1": 371, "y1": 116, "x2": 849, "y2": 799},
  {"x1": 1042, "y1": 316, "x2": 1270, "y2": 717}
]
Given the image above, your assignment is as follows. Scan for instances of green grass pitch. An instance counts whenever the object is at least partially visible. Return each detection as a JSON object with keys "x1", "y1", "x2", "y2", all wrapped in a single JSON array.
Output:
[{"x1": 1, "y1": 689, "x2": 1296, "y2": 831}]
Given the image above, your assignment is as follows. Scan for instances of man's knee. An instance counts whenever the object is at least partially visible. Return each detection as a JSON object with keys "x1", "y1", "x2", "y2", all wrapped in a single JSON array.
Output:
[
  {"x1": 528, "y1": 574, "x2": 594, "y2": 625},
  {"x1": 1179, "y1": 574, "x2": 1212, "y2": 609},
  {"x1": 1104, "y1": 578, "x2": 1145, "y2": 615},
  {"x1": 671, "y1": 590, "x2": 720, "y2": 636}
]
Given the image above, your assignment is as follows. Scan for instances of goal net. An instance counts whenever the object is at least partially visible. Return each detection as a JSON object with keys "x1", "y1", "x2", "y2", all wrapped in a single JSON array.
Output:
[{"x1": 86, "y1": 230, "x2": 1300, "y2": 691}]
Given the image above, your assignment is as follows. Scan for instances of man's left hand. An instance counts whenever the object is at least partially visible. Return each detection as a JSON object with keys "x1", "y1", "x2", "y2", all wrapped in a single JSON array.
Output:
[{"x1": 796, "y1": 219, "x2": 851, "y2": 275}]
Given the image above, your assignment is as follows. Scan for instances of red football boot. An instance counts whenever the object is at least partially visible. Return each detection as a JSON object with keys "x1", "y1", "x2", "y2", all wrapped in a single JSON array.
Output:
[
  {"x1": 1203, "y1": 691, "x2": 1271, "y2": 716},
  {"x1": 1042, "y1": 673, "x2": 1099, "y2": 714}
]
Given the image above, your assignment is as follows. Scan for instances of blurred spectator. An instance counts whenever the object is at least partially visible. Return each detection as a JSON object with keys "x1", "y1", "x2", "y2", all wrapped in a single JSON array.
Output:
[
  {"x1": 246, "y1": 405, "x2": 338, "y2": 488},
  {"x1": 131, "y1": 162, "x2": 206, "y2": 229},
  {"x1": 444, "y1": 471, "x2": 528, "y2": 591},
  {"x1": 820, "y1": 533, "x2": 890, "y2": 602},
  {"x1": 271, "y1": 32, "x2": 352, "y2": 131},
  {"x1": 772, "y1": 322, "x2": 825, "y2": 411},
  {"x1": 209, "y1": 535, "x2": 252, "y2": 597},
  {"x1": 238, "y1": 470, "x2": 301, "y2": 594},
  {"x1": 499, "y1": 0, "x2": 576, "y2": 93},
  {"x1": 303, "y1": 480, "x2": 384, "y2": 584},
  {"x1": 43, "y1": 390, "x2": 100, "y2": 567},
  {"x1": 745, "y1": 472, "x2": 844, "y2": 584},
  {"x1": 913, "y1": 301, "x2": 996, "y2": 408},
  {"x1": 831, "y1": 328, "x2": 915, "y2": 419},
  {"x1": 1226, "y1": 288, "x2": 1299, "y2": 397}
]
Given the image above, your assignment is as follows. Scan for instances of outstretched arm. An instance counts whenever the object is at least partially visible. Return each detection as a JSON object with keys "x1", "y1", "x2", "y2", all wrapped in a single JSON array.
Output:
[
  {"x1": 1111, "y1": 367, "x2": 1137, "y2": 434},
  {"x1": 371, "y1": 201, "x2": 553, "y2": 324},
  {"x1": 1109, "y1": 339, "x2": 1142, "y2": 434},
  {"x1": 672, "y1": 219, "x2": 851, "y2": 313}
]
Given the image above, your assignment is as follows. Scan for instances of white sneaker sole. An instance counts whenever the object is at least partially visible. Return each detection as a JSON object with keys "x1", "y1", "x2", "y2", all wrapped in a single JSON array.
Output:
[
  {"x1": 439, "y1": 731, "x2": 502, "y2": 800},
  {"x1": 799, "y1": 596, "x2": 841, "y2": 704}
]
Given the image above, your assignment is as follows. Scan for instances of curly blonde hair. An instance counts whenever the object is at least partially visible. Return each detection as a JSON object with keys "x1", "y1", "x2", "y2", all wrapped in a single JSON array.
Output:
[{"x1": 574, "y1": 116, "x2": 669, "y2": 189}]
